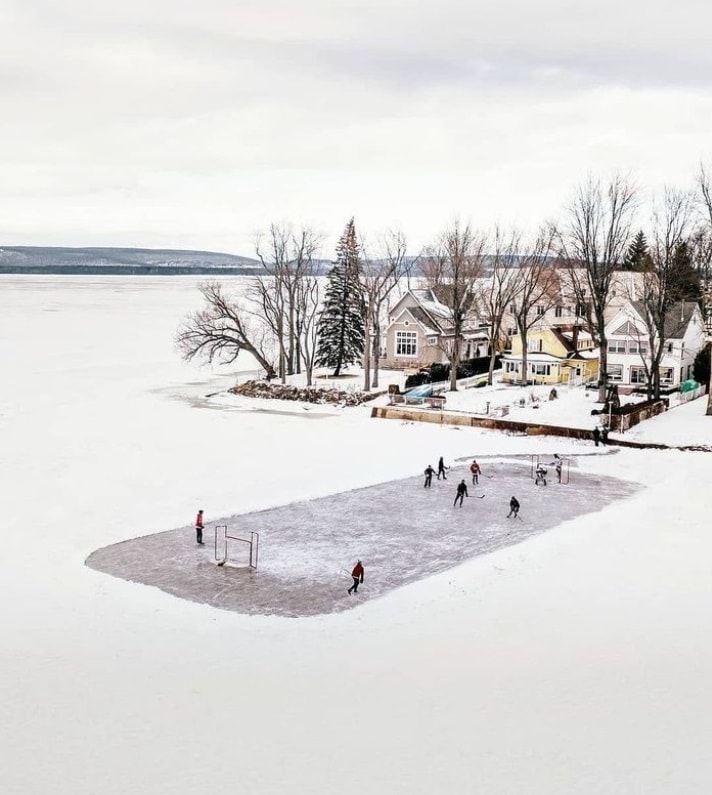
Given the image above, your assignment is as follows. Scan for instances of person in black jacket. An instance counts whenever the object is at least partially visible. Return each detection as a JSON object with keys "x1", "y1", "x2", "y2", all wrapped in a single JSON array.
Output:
[
  {"x1": 453, "y1": 479, "x2": 468, "y2": 507},
  {"x1": 424, "y1": 465, "x2": 435, "y2": 488},
  {"x1": 437, "y1": 456, "x2": 448, "y2": 480},
  {"x1": 593, "y1": 425, "x2": 601, "y2": 447},
  {"x1": 507, "y1": 496, "x2": 520, "y2": 518}
]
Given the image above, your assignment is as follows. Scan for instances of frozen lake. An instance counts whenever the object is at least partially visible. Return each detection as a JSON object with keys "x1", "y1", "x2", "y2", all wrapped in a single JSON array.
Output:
[{"x1": 3, "y1": 275, "x2": 712, "y2": 795}]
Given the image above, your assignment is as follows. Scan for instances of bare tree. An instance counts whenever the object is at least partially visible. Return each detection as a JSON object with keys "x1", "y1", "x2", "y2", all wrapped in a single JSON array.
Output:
[
  {"x1": 628, "y1": 189, "x2": 694, "y2": 399},
  {"x1": 176, "y1": 281, "x2": 277, "y2": 378},
  {"x1": 250, "y1": 225, "x2": 322, "y2": 383},
  {"x1": 509, "y1": 227, "x2": 559, "y2": 386},
  {"x1": 294, "y1": 267, "x2": 321, "y2": 386},
  {"x1": 475, "y1": 226, "x2": 524, "y2": 385},
  {"x1": 359, "y1": 229, "x2": 412, "y2": 391},
  {"x1": 557, "y1": 175, "x2": 637, "y2": 401},
  {"x1": 697, "y1": 165, "x2": 712, "y2": 415},
  {"x1": 423, "y1": 221, "x2": 486, "y2": 391}
]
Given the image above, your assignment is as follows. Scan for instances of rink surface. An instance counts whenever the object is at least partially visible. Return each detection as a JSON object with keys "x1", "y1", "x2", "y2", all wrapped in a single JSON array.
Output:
[{"x1": 86, "y1": 454, "x2": 640, "y2": 617}]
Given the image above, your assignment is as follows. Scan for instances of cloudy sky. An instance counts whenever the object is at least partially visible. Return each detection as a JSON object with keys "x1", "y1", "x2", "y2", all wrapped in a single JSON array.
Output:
[{"x1": 2, "y1": 0, "x2": 712, "y2": 256}]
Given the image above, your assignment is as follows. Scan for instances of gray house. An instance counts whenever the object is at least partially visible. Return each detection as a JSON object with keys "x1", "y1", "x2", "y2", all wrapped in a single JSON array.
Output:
[{"x1": 382, "y1": 289, "x2": 489, "y2": 369}]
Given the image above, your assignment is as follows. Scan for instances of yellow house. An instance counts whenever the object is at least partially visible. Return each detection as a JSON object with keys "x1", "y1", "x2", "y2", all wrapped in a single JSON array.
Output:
[{"x1": 501, "y1": 327, "x2": 600, "y2": 385}]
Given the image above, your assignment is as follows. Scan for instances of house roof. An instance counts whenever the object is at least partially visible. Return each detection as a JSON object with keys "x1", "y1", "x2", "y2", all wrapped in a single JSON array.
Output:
[
  {"x1": 611, "y1": 320, "x2": 640, "y2": 337},
  {"x1": 551, "y1": 328, "x2": 576, "y2": 354},
  {"x1": 406, "y1": 305, "x2": 442, "y2": 335},
  {"x1": 502, "y1": 352, "x2": 563, "y2": 364},
  {"x1": 568, "y1": 347, "x2": 600, "y2": 360},
  {"x1": 663, "y1": 302, "x2": 699, "y2": 339},
  {"x1": 628, "y1": 300, "x2": 699, "y2": 340}
]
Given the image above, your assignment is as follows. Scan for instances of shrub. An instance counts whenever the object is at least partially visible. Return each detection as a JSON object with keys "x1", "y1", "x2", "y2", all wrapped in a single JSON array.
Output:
[{"x1": 693, "y1": 344, "x2": 710, "y2": 386}]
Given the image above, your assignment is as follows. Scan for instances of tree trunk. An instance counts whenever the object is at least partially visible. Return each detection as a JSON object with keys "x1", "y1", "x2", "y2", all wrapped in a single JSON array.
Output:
[
  {"x1": 372, "y1": 329, "x2": 380, "y2": 388},
  {"x1": 363, "y1": 323, "x2": 372, "y2": 392},
  {"x1": 598, "y1": 332, "x2": 608, "y2": 402},
  {"x1": 449, "y1": 340, "x2": 459, "y2": 391},
  {"x1": 288, "y1": 304, "x2": 295, "y2": 375},
  {"x1": 487, "y1": 337, "x2": 497, "y2": 385},
  {"x1": 520, "y1": 330, "x2": 528, "y2": 387},
  {"x1": 707, "y1": 345, "x2": 712, "y2": 415}
]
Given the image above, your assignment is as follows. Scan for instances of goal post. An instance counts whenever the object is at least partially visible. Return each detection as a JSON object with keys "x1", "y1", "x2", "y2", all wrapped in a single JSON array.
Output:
[
  {"x1": 530, "y1": 454, "x2": 570, "y2": 484},
  {"x1": 214, "y1": 525, "x2": 259, "y2": 569}
]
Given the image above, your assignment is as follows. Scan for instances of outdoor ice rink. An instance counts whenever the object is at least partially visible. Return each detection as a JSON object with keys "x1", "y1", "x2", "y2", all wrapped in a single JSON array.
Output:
[{"x1": 86, "y1": 453, "x2": 640, "y2": 617}]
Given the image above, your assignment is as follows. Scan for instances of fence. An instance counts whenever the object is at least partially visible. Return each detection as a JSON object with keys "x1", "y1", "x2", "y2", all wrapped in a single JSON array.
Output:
[{"x1": 668, "y1": 384, "x2": 707, "y2": 407}]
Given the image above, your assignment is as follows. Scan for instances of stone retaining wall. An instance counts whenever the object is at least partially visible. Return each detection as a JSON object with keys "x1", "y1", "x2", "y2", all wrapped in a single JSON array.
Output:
[{"x1": 370, "y1": 406, "x2": 594, "y2": 440}]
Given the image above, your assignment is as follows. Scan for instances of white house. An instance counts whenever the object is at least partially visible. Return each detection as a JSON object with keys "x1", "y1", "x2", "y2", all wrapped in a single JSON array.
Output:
[{"x1": 603, "y1": 301, "x2": 706, "y2": 390}]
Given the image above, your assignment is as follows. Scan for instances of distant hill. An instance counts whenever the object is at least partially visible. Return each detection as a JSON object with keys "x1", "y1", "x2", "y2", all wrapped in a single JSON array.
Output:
[{"x1": 0, "y1": 246, "x2": 263, "y2": 275}]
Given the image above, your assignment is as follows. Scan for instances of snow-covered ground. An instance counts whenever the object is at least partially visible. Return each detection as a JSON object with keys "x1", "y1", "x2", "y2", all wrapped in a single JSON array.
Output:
[{"x1": 2, "y1": 275, "x2": 712, "y2": 795}]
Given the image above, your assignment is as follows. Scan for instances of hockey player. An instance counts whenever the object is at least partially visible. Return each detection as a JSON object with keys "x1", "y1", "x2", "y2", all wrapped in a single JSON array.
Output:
[
  {"x1": 593, "y1": 425, "x2": 601, "y2": 447},
  {"x1": 554, "y1": 457, "x2": 563, "y2": 483},
  {"x1": 195, "y1": 509, "x2": 205, "y2": 545},
  {"x1": 469, "y1": 459, "x2": 482, "y2": 485},
  {"x1": 347, "y1": 560, "x2": 364, "y2": 595},
  {"x1": 453, "y1": 479, "x2": 468, "y2": 507},
  {"x1": 507, "y1": 496, "x2": 520, "y2": 518},
  {"x1": 424, "y1": 464, "x2": 435, "y2": 488},
  {"x1": 437, "y1": 456, "x2": 448, "y2": 480},
  {"x1": 535, "y1": 464, "x2": 547, "y2": 486}
]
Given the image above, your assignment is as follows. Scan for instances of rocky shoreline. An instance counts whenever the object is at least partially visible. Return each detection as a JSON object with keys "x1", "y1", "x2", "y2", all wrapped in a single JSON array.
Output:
[{"x1": 229, "y1": 379, "x2": 381, "y2": 406}]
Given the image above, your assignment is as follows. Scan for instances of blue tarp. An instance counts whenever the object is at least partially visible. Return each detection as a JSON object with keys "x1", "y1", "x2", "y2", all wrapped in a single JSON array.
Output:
[{"x1": 404, "y1": 384, "x2": 434, "y2": 398}]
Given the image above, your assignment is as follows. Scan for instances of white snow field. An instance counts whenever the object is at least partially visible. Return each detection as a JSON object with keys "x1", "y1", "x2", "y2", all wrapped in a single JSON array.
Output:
[{"x1": 2, "y1": 275, "x2": 712, "y2": 795}]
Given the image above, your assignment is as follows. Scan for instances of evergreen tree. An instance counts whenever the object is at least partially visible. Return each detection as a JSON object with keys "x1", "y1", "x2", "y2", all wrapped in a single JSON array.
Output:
[
  {"x1": 315, "y1": 219, "x2": 365, "y2": 376},
  {"x1": 624, "y1": 230, "x2": 650, "y2": 270},
  {"x1": 693, "y1": 343, "x2": 710, "y2": 385},
  {"x1": 669, "y1": 240, "x2": 701, "y2": 303}
]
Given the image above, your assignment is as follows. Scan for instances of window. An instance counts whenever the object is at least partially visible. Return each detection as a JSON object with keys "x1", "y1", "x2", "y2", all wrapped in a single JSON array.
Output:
[
  {"x1": 659, "y1": 367, "x2": 674, "y2": 385},
  {"x1": 509, "y1": 303, "x2": 517, "y2": 313},
  {"x1": 426, "y1": 336, "x2": 437, "y2": 346},
  {"x1": 576, "y1": 302, "x2": 588, "y2": 317},
  {"x1": 532, "y1": 363, "x2": 551, "y2": 376},
  {"x1": 666, "y1": 342, "x2": 674, "y2": 354},
  {"x1": 628, "y1": 340, "x2": 648, "y2": 355},
  {"x1": 535, "y1": 305, "x2": 545, "y2": 316},
  {"x1": 607, "y1": 340, "x2": 626, "y2": 354},
  {"x1": 555, "y1": 305, "x2": 563, "y2": 317},
  {"x1": 607, "y1": 364, "x2": 623, "y2": 382},
  {"x1": 395, "y1": 331, "x2": 417, "y2": 357},
  {"x1": 508, "y1": 326, "x2": 517, "y2": 336},
  {"x1": 527, "y1": 339, "x2": 543, "y2": 352},
  {"x1": 630, "y1": 366, "x2": 647, "y2": 384},
  {"x1": 506, "y1": 361, "x2": 520, "y2": 373}
]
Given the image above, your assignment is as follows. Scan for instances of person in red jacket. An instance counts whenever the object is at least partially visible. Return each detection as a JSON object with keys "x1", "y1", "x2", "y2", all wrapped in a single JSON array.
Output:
[
  {"x1": 195, "y1": 509, "x2": 205, "y2": 545},
  {"x1": 347, "y1": 560, "x2": 364, "y2": 595},
  {"x1": 469, "y1": 460, "x2": 482, "y2": 485}
]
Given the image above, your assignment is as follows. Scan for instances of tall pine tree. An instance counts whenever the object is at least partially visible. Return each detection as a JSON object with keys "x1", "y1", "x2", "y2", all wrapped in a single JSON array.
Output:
[
  {"x1": 624, "y1": 230, "x2": 650, "y2": 270},
  {"x1": 315, "y1": 218, "x2": 365, "y2": 376}
]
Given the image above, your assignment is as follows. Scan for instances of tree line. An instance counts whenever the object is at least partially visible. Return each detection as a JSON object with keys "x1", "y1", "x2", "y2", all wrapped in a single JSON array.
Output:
[{"x1": 176, "y1": 168, "x2": 712, "y2": 412}]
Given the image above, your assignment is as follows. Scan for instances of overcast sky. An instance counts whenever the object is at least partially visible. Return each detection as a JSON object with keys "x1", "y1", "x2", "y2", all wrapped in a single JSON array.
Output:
[{"x1": 2, "y1": 0, "x2": 712, "y2": 256}]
